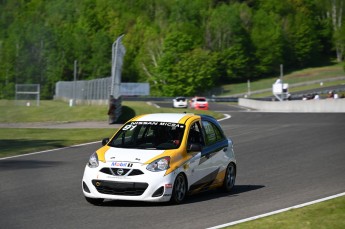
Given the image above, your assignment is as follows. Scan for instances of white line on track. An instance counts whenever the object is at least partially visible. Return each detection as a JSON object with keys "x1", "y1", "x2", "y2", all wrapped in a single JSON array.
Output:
[
  {"x1": 218, "y1": 114, "x2": 231, "y2": 122},
  {"x1": 207, "y1": 192, "x2": 345, "y2": 229},
  {"x1": 146, "y1": 101, "x2": 160, "y2": 108}
]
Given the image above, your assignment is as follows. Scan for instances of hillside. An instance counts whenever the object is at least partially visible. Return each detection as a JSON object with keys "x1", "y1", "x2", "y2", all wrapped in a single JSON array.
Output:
[
  {"x1": 1, "y1": 0, "x2": 344, "y2": 98},
  {"x1": 217, "y1": 64, "x2": 345, "y2": 97}
]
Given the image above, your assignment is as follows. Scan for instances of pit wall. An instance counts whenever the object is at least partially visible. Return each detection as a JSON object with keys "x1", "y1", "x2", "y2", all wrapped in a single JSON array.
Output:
[{"x1": 239, "y1": 98, "x2": 345, "y2": 113}]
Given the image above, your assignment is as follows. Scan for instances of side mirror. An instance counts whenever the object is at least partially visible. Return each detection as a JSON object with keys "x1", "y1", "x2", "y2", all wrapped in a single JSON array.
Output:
[
  {"x1": 102, "y1": 138, "x2": 110, "y2": 146},
  {"x1": 188, "y1": 143, "x2": 202, "y2": 152}
]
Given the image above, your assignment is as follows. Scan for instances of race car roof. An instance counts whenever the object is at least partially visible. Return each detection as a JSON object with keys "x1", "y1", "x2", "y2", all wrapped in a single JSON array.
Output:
[{"x1": 132, "y1": 113, "x2": 196, "y2": 124}]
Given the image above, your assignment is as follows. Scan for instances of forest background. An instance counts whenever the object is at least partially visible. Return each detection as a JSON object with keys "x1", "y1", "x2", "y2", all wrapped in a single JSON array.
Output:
[{"x1": 0, "y1": 0, "x2": 344, "y2": 99}]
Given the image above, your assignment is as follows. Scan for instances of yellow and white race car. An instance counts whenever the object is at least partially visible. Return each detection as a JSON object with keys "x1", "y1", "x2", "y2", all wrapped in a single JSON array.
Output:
[{"x1": 82, "y1": 113, "x2": 236, "y2": 205}]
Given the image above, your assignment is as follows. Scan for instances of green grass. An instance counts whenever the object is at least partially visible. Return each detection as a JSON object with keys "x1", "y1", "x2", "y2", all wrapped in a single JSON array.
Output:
[
  {"x1": 229, "y1": 195, "x2": 345, "y2": 229},
  {"x1": 0, "y1": 100, "x2": 223, "y2": 123},
  {"x1": 250, "y1": 79, "x2": 345, "y2": 98},
  {"x1": 0, "y1": 100, "x2": 109, "y2": 122},
  {"x1": 0, "y1": 128, "x2": 116, "y2": 158},
  {"x1": 0, "y1": 100, "x2": 223, "y2": 158}
]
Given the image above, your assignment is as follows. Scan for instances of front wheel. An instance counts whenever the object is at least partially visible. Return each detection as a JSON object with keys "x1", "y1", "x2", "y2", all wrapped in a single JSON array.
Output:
[
  {"x1": 223, "y1": 163, "x2": 236, "y2": 192},
  {"x1": 170, "y1": 173, "x2": 187, "y2": 204},
  {"x1": 85, "y1": 196, "x2": 104, "y2": 206}
]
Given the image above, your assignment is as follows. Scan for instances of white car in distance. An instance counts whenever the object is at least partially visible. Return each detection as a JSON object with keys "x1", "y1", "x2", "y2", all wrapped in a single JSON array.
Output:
[{"x1": 173, "y1": 96, "x2": 188, "y2": 108}]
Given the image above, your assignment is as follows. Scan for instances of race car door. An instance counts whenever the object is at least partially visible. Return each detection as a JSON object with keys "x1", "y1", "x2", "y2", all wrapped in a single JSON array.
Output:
[
  {"x1": 200, "y1": 119, "x2": 230, "y2": 187},
  {"x1": 187, "y1": 121, "x2": 218, "y2": 193}
]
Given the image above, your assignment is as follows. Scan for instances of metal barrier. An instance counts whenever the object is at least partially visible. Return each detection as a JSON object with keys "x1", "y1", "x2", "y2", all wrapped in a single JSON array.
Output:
[
  {"x1": 15, "y1": 84, "x2": 40, "y2": 106},
  {"x1": 54, "y1": 77, "x2": 149, "y2": 104}
]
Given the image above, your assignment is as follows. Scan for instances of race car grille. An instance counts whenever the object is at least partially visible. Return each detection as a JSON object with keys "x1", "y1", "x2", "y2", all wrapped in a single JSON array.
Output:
[
  {"x1": 92, "y1": 180, "x2": 148, "y2": 196},
  {"x1": 100, "y1": 168, "x2": 144, "y2": 176}
]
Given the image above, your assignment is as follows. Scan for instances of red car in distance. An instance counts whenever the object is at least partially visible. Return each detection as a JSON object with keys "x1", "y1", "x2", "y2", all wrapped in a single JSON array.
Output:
[{"x1": 189, "y1": 96, "x2": 209, "y2": 110}]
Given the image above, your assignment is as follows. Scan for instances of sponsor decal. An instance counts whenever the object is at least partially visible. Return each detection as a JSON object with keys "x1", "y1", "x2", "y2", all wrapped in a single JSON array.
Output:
[
  {"x1": 110, "y1": 162, "x2": 133, "y2": 167},
  {"x1": 123, "y1": 122, "x2": 185, "y2": 131},
  {"x1": 165, "y1": 184, "x2": 173, "y2": 189},
  {"x1": 158, "y1": 122, "x2": 185, "y2": 128},
  {"x1": 106, "y1": 176, "x2": 130, "y2": 180}
]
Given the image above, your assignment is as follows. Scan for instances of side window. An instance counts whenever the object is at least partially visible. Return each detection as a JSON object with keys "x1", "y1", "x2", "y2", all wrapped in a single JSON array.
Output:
[
  {"x1": 213, "y1": 124, "x2": 224, "y2": 141},
  {"x1": 202, "y1": 121, "x2": 216, "y2": 145},
  {"x1": 187, "y1": 122, "x2": 203, "y2": 145},
  {"x1": 202, "y1": 120, "x2": 225, "y2": 146}
]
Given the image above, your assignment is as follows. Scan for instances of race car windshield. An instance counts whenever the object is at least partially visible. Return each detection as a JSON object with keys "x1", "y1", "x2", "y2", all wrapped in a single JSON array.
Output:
[{"x1": 108, "y1": 122, "x2": 185, "y2": 150}]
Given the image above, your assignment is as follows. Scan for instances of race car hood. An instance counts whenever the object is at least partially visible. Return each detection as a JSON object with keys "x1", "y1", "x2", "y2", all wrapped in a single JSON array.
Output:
[{"x1": 103, "y1": 147, "x2": 165, "y2": 164}]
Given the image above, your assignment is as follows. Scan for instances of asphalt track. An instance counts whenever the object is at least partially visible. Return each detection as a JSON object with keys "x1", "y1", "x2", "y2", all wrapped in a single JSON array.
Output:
[{"x1": 1, "y1": 103, "x2": 345, "y2": 229}]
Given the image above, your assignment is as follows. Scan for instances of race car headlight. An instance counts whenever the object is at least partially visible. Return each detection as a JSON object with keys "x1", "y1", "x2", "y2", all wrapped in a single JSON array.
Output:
[
  {"x1": 146, "y1": 157, "x2": 170, "y2": 172},
  {"x1": 88, "y1": 152, "x2": 99, "y2": 168}
]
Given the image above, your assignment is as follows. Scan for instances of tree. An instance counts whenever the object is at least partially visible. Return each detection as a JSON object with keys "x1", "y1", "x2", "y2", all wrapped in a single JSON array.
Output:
[
  {"x1": 317, "y1": 0, "x2": 345, "y2": 62},
  {"x1": 218, "y1": 44, "x2": 251, "y2": 83},
  {"x1": 151, "y1": 31, "x2": 194, "y2": 95},
  {"x1": 250, "y1": 8, "x2": 284, "y2": 76},
  {"x1": 169, "y1": 48, "x2": 218, "y2": 96},
  {"x1": 0, "y1": 0, "x2": 341, "y2": 99},
  {"x1": 284, "y1": 1, "x2": 322, "y2": 67},
  {"x1": 207, "y1": 3, "x2": 246, "y2": 51},
  {"x1": 206, "y1": 3, "x2": 254, "y2": 82}
]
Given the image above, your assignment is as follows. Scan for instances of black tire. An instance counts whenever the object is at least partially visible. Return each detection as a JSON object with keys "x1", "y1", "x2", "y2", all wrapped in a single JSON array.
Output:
[
  {"x1": 85, "y1": 196, "x2": 104, "y2": 206},
  {"x1": 170, "y1": 173, "x2": 187, "y2": 204},
  {"x1": 223, "y1": 163, "x2": 236, "y2": 192}
]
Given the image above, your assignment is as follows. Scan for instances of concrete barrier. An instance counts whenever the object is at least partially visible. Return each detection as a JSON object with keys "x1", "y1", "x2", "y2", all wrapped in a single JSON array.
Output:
[{"x1": 239, "y1": 98, "x2": 345, "y2": 112}]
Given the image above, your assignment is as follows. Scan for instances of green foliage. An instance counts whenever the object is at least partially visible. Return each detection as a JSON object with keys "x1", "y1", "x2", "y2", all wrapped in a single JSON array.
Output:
[
  {"x1": 251, "y1": 8, "x2": 284, "y2": 76},
  {"x1": 216, "y1": 42, "x2": 253, "y2": 83},
  {"x1": 151, "y1": 31, "x2": 195, "y2": 95},
  {"x1": 207, "y1": 3, "x2": 250, "y2": 51},
  {"x1": 0, "y1": 0, "x2": 341, "y2": 99},
  {"x1": 170, "y1": 48, "x2": 218, "y2": 96},
  {"x1": 284, "y1": 1, "x2": 322, "y2": 67}
]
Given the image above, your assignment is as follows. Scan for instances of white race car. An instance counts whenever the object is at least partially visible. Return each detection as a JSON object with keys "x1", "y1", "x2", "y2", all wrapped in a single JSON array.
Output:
[
  {"x1": 82, "y1": 113, "x2": 236, "y2": 205},
  {"x1": 173, "y1": 96, "x2": 188, "y2": 108}
]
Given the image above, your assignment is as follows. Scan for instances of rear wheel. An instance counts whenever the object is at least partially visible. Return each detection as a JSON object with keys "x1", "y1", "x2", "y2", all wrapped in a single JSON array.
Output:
[
  {"x1": 85, "y1": 197, "x2": 104, "y2": 206},
  {"x1": 223, "y1": 163, "x2": 236, "y2": 192},
  {"x1": 170, "y1": 174, "x2": 187, "y2": 204}
]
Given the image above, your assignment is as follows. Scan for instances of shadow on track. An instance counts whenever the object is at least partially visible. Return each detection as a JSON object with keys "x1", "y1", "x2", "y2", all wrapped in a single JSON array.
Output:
[
  {"x1": 185, "y1": 185, "x2": 265, "y2": 204},
  {"x1": 91, "y1": 185, "x2": 265, "y2": 207}
]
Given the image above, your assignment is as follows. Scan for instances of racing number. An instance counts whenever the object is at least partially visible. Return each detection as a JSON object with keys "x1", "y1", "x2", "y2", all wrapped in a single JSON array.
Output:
[{"x1": 122, "y1": 125, "x2": 136, "y2": 131}]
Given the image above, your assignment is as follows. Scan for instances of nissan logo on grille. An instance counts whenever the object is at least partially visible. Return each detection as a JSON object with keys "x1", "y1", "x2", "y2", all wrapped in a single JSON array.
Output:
[{"x1": 117, "y1": 168, "x2": 124, "y2": 176}]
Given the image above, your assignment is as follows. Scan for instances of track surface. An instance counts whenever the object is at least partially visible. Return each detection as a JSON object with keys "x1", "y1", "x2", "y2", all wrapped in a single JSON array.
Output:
[{"x1": 1, "y1": 103, "x2": 345, "y2": 229}]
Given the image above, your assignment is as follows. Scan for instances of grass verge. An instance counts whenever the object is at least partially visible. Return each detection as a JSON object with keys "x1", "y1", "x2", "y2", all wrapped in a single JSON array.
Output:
[
  {"x1": 228, "y1": 194, "x2": 345, "y2": 229},
  {"x1": 0, "y1": 100, "x2": 223, "y2": 158},
  {"x1": 220, "y1": 63, "x2": 344, "y2": 96},
  {"x1": 0, "y1": 100, "x2": 223, "y2": 123},
  {"x1": 0, "y1": 128, "x2": 116, "y2": 158}
]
